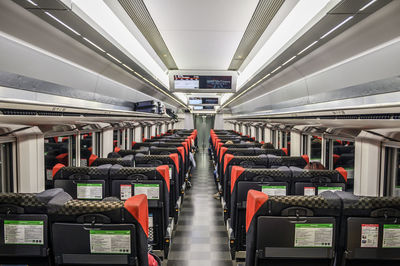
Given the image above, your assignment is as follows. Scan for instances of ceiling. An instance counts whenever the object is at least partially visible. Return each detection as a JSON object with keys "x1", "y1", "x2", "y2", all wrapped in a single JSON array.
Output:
[{"x1": 143, "y1": 0, "x2": 259, "y2": 70}]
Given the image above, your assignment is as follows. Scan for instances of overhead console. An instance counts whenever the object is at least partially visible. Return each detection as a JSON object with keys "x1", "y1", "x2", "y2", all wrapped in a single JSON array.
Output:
[{"x1": 169, "y1": 70, "x2": 237, "y2": 93}]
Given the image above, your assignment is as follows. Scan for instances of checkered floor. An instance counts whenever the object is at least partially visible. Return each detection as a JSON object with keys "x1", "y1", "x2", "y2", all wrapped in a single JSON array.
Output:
[{"x1": 165, "y1": 150, "x2": 234, "y2": 266}]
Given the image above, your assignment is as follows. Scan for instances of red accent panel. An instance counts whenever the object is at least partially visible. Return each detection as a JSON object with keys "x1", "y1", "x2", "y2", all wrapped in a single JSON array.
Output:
[
  {"x1": 230, "y1": 166, "x2": 245, "y2": 194},
  {"x1": 281, "y1": 148, "x2": 288, "y2": 155},
  {"x1": 157, "y1": 165, "x2": 170, "y2": 192},
  {"x1": 62, "y1": 137, "x2": 69, "y2": 142},
  {"x1": 88, "y1": 147, "x2": 93, "y2": 152},
  {"x1": 260, "y1": 141, "x2": 265, "y2": 144},
  {"x1": 114, "y1": 147, "x2": 121, "y2": 153},
  {"x1": 335, "y1": 167, "x2": 348, "y2": 182},
  {"x1": 132, "y1": 141, "x2": 137, "y2": 148},
  {"x1": 88, "y1": 154, "x2": 98, "y2": 166},
  {"x1": 219, "y1": 147, "x2": 228, "y2": 163},
  {"x1": 169, "y1": 153, "x2": 180, "y2": 174},
  {"x1": 224, "y1": 154, "x2": 234, "y2": 174},
  {"x1": 333, "y1": 154, "x2": 340, "y2": 164},
  {"x1": 56, "y1": 153, "x2": 68, "y2": 160},
  {"x1": 177, "y1": 147, "x2": 185, "y2": 162},
  {"x1": 142, "y1": 138, "x2": 147, "y2": 142},
  {"x1": 181, "y1": 142, "x2": 188, "y2": 155},
  {"x1": 124, "y1": 194, "x2": 149, "y2": 237},
  {"x1": 53, "y1": 137, "x2": 59, "y2": 143},
  {"x1": 246, "y1": 190, "x2": 268, "y2": 232},
  {"x1": 251, "y1": 137, "x2": 255, "y2": 141},
  {"x1": 52, "y1": 163, "x2": 65, "y2": 178},
  {"x1": 301, "y1": 154, "x2": 310, "y2": 164}
]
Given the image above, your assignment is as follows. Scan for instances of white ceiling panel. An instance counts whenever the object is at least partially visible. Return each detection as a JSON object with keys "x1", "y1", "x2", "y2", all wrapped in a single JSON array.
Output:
[{"x1": 144, "y1": 0, "x2": 259, "y2": 70}]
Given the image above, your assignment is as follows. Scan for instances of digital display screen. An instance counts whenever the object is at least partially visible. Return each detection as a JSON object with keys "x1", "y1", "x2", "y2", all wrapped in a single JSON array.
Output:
[
  {"x1": 174, "y1": 75, "x2": 231, "y2": 89},
  {"x1": 202, "y1": 98, "x2": 218, "y2": 104},
  {"x1": 188, "y1": 97, "x2": 202, "y2": 105},
  {"x1": 188, "y1": 97, "x2": 218, "y2": 105},
  {"x1": 193, "y1": 106, "x2": 214, "y2": 110}
]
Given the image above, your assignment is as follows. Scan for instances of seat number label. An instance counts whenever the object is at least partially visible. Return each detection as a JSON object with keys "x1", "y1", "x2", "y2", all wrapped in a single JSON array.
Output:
[
  {"x1": 295, "y1": 224, "x2": 333, "y2": 247},
  {"x1": 304, "y1": 187, "x2": 316, "y2": 196},
  {"x1": 134, "y1": 184, "x2": 160, "y2": 200},
  {"x1": 77, "y1": 183, "x2": 103, "y2": 200},
  {"x1": 383, "y1": 224, "x2": 400, "y2": 248},
  {"x1": 4, "y1": 220, "x2": 44, "y2": 245},
  {"x1": 90, "y1": 230, "x2": 130, "y2": 254},
  {"x1": 361, "y1": 224, "x2": 379, "y2": 248},
  {"x1": 261, "y1": 186, "x2": 286, "y2": 196},
  {"x1": 120, "y1": 184, "x2": 132, "y2": 200}
]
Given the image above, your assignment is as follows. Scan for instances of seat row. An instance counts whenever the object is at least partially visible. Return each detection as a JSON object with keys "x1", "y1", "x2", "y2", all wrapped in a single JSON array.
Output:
[
  {"x1": 0, "y1": 189, "x2": 158, "y2": 265},
  {"x1": 246, "y1": 190, "x2": 400, "y2": 266}
]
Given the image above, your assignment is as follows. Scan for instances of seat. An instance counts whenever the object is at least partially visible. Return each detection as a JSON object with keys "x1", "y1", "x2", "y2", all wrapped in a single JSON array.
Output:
[
  {"x1": 88, "y1": 154, "x2": 134, "y2": 167},
  {"x1": 50, "y1": 193, "x2": 150, "y2": 265},
  {"x1": 291, "y1": 167, "x2": 348, "y2": 195},
  {"x1": 228, "y1": 167, "x2": 292, "y2": 258},
  {"x1": 52, "y1": 164, "x2": 111, "y2": 199},
  {"x1": 246, "y1": 190, "x2": 341, "y2": 266},
  {"x1": 336, "y1": 191, "x2": 400, "y2": 265},
  {"x1": 135, "y1": 153, "x2": 181, "y2": 224},
  {"x1": 0, "y1": 189, "x2": 63, "y2": 265},
  {"x1": 109, "y1": 165, "x2": 171, "y2": 258}
]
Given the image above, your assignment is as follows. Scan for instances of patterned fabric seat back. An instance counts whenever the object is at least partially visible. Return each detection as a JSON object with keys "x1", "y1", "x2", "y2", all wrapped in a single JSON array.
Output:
[
  {"x1": 90, "y1": 155, "x2": 134, "y2": 167},
  {"x1": 291, "y1": 167, "x2": 347, "y2": 196},
  {"x1": 50, "y1": 194, "x2": 150, "y2": 266},
  {"x1": 246, "y1": 190, "x2": 341, "y2": 266},
  {"x1": 229, "y1": 167, "x2": 292, "y2": 252},
  {"x1": 109, "y1": 165, "x2": 170, "y2": 251},
  {"x1": 268, "y1": 155, "x2": 309, "y2": 169},
  {"x1": 52, "y1": 165, "x2": 111, "y2": 200},
  {"x1": 336, "y1": 192, "x2": 400, "y2": 263},
  {"x1": 0, "y1": 189, "x2": 65, "y2": 260}
]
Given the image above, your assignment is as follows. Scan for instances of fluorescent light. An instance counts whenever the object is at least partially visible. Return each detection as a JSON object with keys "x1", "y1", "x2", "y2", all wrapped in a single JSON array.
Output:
[
  {"x1": 26, "y1": 0, "x2": 38, "y2": 6},
  {"x1": 320, "y1": 16, "x2": 354, "y2": 39},
  {"x1": 44, "y1": 12, "x2": 81, "y2": 36},
  {"x1": 359, "y1": 0, "x2": 377, "y2": 11},
  {"x1": 83, "y1": 37, "x2": 105, "y2": 52},
  {"x1": 122, "y1": 64, "x2": 134, "y2": 72},
  {"x1": 237, "y1": 0, "x2": 332, "y2": 88},
  {"x1": 71, "y1": 0, "x2": 169, "y2": 88},
  {"x1": 106, "y1": 53, "x2": 122, "y2": 64},
  {"x1": 297, "y1": 40, "x2": 319, "y2": 55},
  {"x1": 271, "y1": 66, "x2": 282, "y2": 74},
  {"x1": 282, "y1": 56, "x2": 296, "y2": 66}
]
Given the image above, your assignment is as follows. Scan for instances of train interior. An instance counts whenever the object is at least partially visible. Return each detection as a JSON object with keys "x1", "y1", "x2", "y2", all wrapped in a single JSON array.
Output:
[{"x1": 0, "y1": 0, "x2": 400, "y2": 265}]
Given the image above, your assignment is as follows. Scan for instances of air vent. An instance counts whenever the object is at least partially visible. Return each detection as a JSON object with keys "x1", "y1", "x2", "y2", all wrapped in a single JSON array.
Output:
[
  {"x1": 262, "y1": 113, "x2": 400, "y2": 120},
  {"x1": 228, "y1": 0, "x2": 284, "y2": 70}
]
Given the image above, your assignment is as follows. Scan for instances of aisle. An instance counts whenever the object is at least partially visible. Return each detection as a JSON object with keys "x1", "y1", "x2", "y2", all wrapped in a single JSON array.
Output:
[{"x1": 166, "y1": 149, "x2": 233, "y2": 266}]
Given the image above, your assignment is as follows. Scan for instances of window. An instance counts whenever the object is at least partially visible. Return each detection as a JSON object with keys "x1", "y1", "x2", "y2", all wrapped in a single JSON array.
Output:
[
  {"x1": 332, "y1": 139, "x2": 355, "y2": 192},
  {"x1": 141, "y1": 126, "x2": 145, "y2": 140},
  {"x1": 310, "y1": 136, "x2": 322, "y2": 163},
  {"x1": 301, "y1": 135, "x2": 309, "y2": 155},
  {"x1": 94, "y1": 132, "x2": 102, "y2": 156},
  {"x1": 0, "y1": 143, "x2": 13, "y2": 192},
  {"x1": 384, "y1": 147, "x2": 400, "y2": 196},
  {"x1": 80, "y1": 133, "x2": 93, "y2": 167},
  {"x1": 271, "y1": 130, "x2": 276, "y2": 147},
  {"x1": 44, "y1": 135, "x2": 71, "y2": 188}
]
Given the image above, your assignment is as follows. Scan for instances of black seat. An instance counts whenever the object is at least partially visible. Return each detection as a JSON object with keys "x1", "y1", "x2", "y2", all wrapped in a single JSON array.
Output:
[
  {"x1": 109, "y1": 165, "x2": 171, "y2": 258},
  {"x1": 49, "y1": 193, "x2": 150, "y2": 265},
  {"x1": 246, "y1": 190, "x2": 341, "y2": 266},
  {"x1": 0, "y1": 189, "x2": 63, "y2": 265},
  {"x1": 52, "y1": 164, "x2": 111, "y2": 199},
  {"x1": 337, "y1": 192, "x2": 400, "y2": 265}
]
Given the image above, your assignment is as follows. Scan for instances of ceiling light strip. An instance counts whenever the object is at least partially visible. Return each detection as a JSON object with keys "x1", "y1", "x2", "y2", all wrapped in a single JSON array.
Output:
[
  {"x1": 359, "y1": 0, "x2": 377, "y2": 11},
  {"x1": 297, "y1": 40, "x2": 318, "y2": 55},
  {"x1": 83, "y1": 37, "x2": 105, "y2": 52},
  {"x1": 320, "y1": 16, "x2": 354, "y2": 39},
  {"x1": 44, "y1": 12, "x2": 81, "y2": 36},
  {"x1": 26, "y1": 0, "x2": 38, "y2": 6}
]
